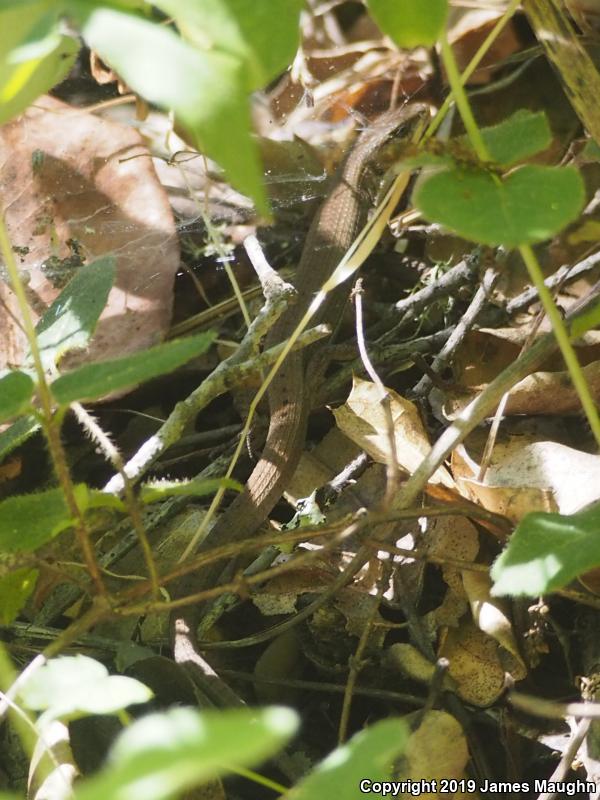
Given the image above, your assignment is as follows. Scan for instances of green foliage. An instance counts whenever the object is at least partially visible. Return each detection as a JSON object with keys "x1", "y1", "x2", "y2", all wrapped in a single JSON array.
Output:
[
  {"x1": 75, "y1": 706, "x2": 298, "y2": 800},
  {"x1": 0, "y1": 415, "x2": 40, "y2": 461},
  {"x1": 35, "y1": 255, "x2": 116, "y2": 369},
  {"x1": 0, "y1": 2, "x2": 78, "y2": 124},
  {"x1": 0, "y1": 0, "x2": 304, "y2": 211},
  {"x1": 154, "y1": 0, "x2": 303, "y2": 91},
  {"x1": 476, "y1": 109, "x2": 552, "y2": 166},
  {"x1": 0, "y1": 486, "x2": 72, "y2": 553},
  {"x1": 71, "y1": 3, "x2": 268, "y2": 212},
  {"x1": 415, "y1": 163, "x2": 584, "y2": 247},
  {"x1": 414, "y1": 109, "x2": 584, "y2": 247},
  {"x1": 139, "y1": 477, "x2": 242, "y2": 504},
  {"x1": 491, "y1": 503, "x2": 600, "y2": 596},
  {"x1": 0, "y1": 2, "x2": 596, "y2": 797},
  {"x1": 0, "y1": 371, "x2": 35, "y2": 423},
  {"x1": 19, "y1": 655, "x2": 153, "y2": 721},
  {"x1": 569, "y1": 296, "x2": 600, "y2": 339},
  {"x1": 0, "y1": 484, "x2": 124, "y2": 555},
  {"x1": 0, "y1": 568, "x2": 38, "y2": 624},
  {"x1": 51, "y1": 331, "x2": 215, "y2": 404},
  {"x1": 283, "y1": 717, "x2": 409, "y2": 799},
  {"x1": 367, "y1": 0, "x2": 447, "y2": 47}
]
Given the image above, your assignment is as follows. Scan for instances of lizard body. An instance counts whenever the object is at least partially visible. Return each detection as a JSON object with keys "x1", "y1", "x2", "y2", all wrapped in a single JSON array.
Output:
[{"x1": 172, "y1": 104, "x2": 426, "y2": 688}]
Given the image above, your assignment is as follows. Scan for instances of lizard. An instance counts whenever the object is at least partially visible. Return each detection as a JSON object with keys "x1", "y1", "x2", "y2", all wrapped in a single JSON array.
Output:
[{"x1": 171, "y1": 102, "x2": 428, "y2": 696}]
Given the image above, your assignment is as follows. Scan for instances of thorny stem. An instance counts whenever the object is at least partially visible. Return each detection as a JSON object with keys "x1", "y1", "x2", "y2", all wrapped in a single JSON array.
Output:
[
  {"x1": 72, "y1": 403, "x2": 160, "y2": 598},
  {"x1": 0, "y1": 215, "x2": 105, "y2": 595}
]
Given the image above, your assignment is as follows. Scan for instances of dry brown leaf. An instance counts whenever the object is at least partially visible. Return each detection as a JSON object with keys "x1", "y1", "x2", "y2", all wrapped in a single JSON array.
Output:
[
  {"x1": 0, "y1": 96, "x2": 179, "y2": 373},
  {"x1": 452, "y1": 439, "x2": 600, "y2": 518},
  {"x1": 421, "y1": 515, "x2": 479, "y2": 630},
  {"x1": 444, "y1": 328, "x2": 600, "y2": 418},
  {"x1": 397, "y1": 710, "x2": 470, "y2": 799},
  {"x1": 462, "y1": 570, "x2": 527, "y2": 680},
  {"x1": 439, "y1": 619, "x2": 506, "y2": 707},
  {"x1": 333, "y1": 376, "x2": 454, "y2": 487},
  {"x1": 286, "y1": 428, "x2": 362, "y2": 505}
]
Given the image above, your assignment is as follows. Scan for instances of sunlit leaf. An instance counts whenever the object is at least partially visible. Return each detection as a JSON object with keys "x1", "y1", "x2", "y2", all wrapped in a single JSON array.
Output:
[
  {"x1": 0, "y1": 371, "x2": 34, "y2": 422},
  {"x1": 140, "y1": 477, "x2": 241, "y2": 504},
  {"x1": 19, "y1": 655, "x2": 153, "y2": 719},
  {"x1": 366, "y1": 0, "x2": 447, "y2": 47},
  {"x1": 74, "y1": 4, "x2": 267, "y2": 212},
  {"x1": 478, "y1": 109, "x2": 552, "y2": 167},
  {"x1": 286, "y1": 718, "x2": 409, "y2": 799},
  {"x1": 0, "y1": 3, "x2": 79, "y2": 124},
  {"x1": 491, "y1": 503, "x2": 600, "y2": 596},
  {"x1": 155, "y1": 0, "x2": 302, "y2": 91},
  {"x1": 76, "y1": 707, "x2": 298, "y2": 800},
  {"x1": 35, "y1": 255, "x2": 116, "y2": 368},
  {"x1": 0, "y1": 568, "x2": 38, "y2": 624},
  {"x1": 415, "y1": 164, "x2": 584, "y2": 247},
  {"x1": 51, "y1": 332, "x2": 215, "y2": 404}
]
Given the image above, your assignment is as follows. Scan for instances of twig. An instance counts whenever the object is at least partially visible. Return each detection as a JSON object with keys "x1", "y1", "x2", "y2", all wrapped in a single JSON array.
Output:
[
  {"x1": 353, "y1": 278, "x2": 400, "y2": 504},
  {"x1": 412, "y1": 266, "x2": 498, "y2": 396},
  {"x1": 510, "y1": 693, "x2": 600, "y2": 720},
  {"x1": 102, "y1": 324, "x2": 327, "y2": 495},
  {"x1": 338, "y1": 561, "x2": 391, "y2": 743},
  {"x1": 390, "y1": 277, "x2": 600, "y2": 515},
  {"x1": 505, "y1": 250, "x2": 600, "y2": 317},
  {"x1": 394, "y1": 253, "x2": 480, "y2": 320},
  {"x1": 537, "y1": 718, "x2": 591, "y2": 800}
]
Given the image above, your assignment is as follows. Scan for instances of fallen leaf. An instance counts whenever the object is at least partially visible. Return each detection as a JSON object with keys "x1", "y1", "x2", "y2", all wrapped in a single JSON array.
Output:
[
  {"x1": 439, "y1": 619, "x2": 506, "y2": 707},
  {"x1": 462, "y1": 570, "x2": 527, "y2": 679},
  {"x1": 398, "y1": 710, "x2": 470, "y2": 799},
  {"x1": 333, "y1": 376, "x2": 454, "y2": 487},
  {"x1": 0, "y1": 95, "x2": 179, "y2": 375},
  {"x1": 453, "y1": 439, "x2": 600, "y2": 517}
]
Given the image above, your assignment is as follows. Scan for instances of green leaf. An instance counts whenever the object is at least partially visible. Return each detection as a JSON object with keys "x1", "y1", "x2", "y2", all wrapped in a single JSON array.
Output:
[
  {"x1": 51, "y1": 332, "x2": 215, "y2": 404},
  {"x1": 35, "y1": 256, "x2": 116, "y2": 369},
  {"x1": 0, "y1": 484, "x2": 117, "y2": 554},
  {"x1": 155, "y1": 0, "x2": 302, "y2": 91},
  {"x1": 75, "y1": 707, "x2": 298, "y2": 800},
  {"x1": 0, "y1": 371, "x2": 34, "y2": 422},
  {"x1": 287, "y1": 717, "x2": 409, "y2": 799},
  {"x1": 0, "y1": 568, "x2": 38, "y2": 624},
  {"x1": 0, "y1": 487, "x2": 71, "y2": 553},
  {"x1": 0, "y1": 3, "x2": 79, "y2": 124},
  {"x1": 569, "y1": 296, "x2": 600, "y2": 340},
  {"x1": 581, "y1": 139, "x2": 600, "y2": 162},
  {"x1": 415, "y1": 164, "x2": 585, "y2": 247},
  {"x1": 366, "y1": 0, "x2": 447, "y2": 48},
  {"x1": 491, "y1": 504, "x2": 600, "y2": 596},
  {"x1": 140, "y1": 477, "x2": 241, "y2": 504},
  {"x1": 74, "y1": 4, "x2": 267, "y2": 212},
  {"x1": 0, "y1": 415, "x2": 40, "y2": 461},
  {"x1": 19, "y1": 655, "x2": 153, "y2": 720},
  {"x1": 478, "y1": 110, "x2": 552, "y2": 167}
]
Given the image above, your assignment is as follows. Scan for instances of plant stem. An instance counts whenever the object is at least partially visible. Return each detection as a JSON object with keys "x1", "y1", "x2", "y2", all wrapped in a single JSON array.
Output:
[
  {"x1": 0, "y1": 214, "x2": 105, "y2": 595},
  {"x1": 439, "y1": 32, "x2": 490, "y2": 162},
  {"x1": 425, "y1": 0, "x2": 520, "y2": 141},
  {"x1": 519, "y1": 244, "x2": 600, "y2": 446}
]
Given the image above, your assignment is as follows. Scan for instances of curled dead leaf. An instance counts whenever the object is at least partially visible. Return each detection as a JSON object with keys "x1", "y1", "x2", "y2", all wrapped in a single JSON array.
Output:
[{"x1": 333, "y1": 376, "x2": 454, "y2": 487}]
